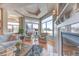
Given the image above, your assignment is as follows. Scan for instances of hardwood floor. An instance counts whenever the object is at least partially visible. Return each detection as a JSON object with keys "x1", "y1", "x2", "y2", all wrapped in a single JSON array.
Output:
[{"x1": 21, "y1": 39, "x2": 55, "y2": 56}]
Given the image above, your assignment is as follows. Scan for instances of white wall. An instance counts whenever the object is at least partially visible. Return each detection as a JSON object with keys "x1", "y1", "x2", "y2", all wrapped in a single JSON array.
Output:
[{"x1": 25, "y1": 17, "x2": 40, "y2": 23}]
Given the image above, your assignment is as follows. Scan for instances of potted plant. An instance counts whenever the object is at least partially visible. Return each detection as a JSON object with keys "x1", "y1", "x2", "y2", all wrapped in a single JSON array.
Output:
[
  {"x1": 15, "y1": 41, "x2": 21, "y2": 56},
  {"x1": 18, "y1": 27, "x2": 25, "y2": 40},
  {"x1": 18, "y1": 27, "x2": 24, "y2": 35},
  {"x1": 15, "y1": 41, "x2": 21, "y2": 48}
]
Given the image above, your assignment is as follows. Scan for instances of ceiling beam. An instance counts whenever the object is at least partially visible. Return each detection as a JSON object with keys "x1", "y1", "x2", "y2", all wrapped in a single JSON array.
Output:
[
  {"x1": 55, "y1": 3, "x2": 69, "y2": 23},
  {"x1": 14, "y1": 10, "x2": 25, "y2": 16},
  {"x1": 14, "y1": 10, "x2": 40, "y2": 19}
]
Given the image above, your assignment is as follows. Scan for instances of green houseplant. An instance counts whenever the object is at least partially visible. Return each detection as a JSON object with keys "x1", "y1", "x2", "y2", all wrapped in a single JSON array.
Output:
[
  {"x1": 18, "y1": 27, "x2": 25, "y2": 40},
  {"x1": 18, "y1": 27, "x2": 24, "y2": 35},
  {"x1": 15, "y1": 41, "x2": 21, "y2": 56},
  {"x1": 15, "y1": 41, "x2": 21, "y2": 48}
]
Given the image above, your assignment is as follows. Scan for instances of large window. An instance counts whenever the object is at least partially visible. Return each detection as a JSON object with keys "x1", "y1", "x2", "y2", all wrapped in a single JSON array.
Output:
[
  {"x1": 42, "y1": 23, "x2": 46, "y2": 33},
  {"x1": 25, "y1": 19, "x2": 39, "y2": 34},
  {"x1": 33, "y1": 24, "x2": 38, "y2": 30},
  {"x1": 41, "y1": 16, "x2": 53, "y2": 39},
  {"x1": 8, "y1": 22, "x2": 19, "y2": 33},
  {"x1": 26, "y1": 23, "x2": 33, "y2": 33},
  {"x1": 26, "y1": 22, "x2": 39, "y2": 33},
  {"x1": 47, "y1": 21, "x2": 52, "y2": 36}
]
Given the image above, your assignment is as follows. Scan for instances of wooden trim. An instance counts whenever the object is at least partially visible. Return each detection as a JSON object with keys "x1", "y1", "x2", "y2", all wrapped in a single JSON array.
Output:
[
  {"x1": 55, "y1": 3, "x2": 69, "y2": 23},
  {"x1": 0, "y1": 8, "x2": 3, "y2": 35}
]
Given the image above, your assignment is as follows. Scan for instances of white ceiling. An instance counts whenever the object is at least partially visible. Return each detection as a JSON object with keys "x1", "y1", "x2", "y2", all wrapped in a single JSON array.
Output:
[{"x1": 2, "y1": 3, "x2": 57, "y2": 19}]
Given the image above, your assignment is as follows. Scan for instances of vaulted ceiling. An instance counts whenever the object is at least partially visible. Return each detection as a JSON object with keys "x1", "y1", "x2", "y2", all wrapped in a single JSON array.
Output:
[
  {"x1": 0, "y1": 3, "x2": 75, "y2": 23},
  {"x1": 2, "y1": 3, "x2": 57, "y2": 19}
]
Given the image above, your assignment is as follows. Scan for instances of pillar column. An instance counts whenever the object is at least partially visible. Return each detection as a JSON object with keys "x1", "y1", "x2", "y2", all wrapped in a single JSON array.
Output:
[
  {"x1": 38, "y1": 19, "x2": 41, "y2": 36},
  {"x1": 3, "y1": 8, "x2": 8, "y2": 34},
  {"x1": 57, "y1": 28, "x2": 62, "y2": 56},
  {"x1": 0, "y1": 8, "x2": 8, "y2": 35}
]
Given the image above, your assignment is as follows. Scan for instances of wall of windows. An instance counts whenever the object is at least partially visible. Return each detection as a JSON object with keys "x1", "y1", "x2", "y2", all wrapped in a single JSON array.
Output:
[
  {"x1": 42, "y1": 23, "x2": 46, "y2": 33},
  {"x1": 26, "y1": 23, "x2": 33, "y2": 33},
  {"x1": 8, "y1": 22, "x2": 19, "y2": 33},
  {"x1": 26, "y1": 22, "x2": 39, "y2": 33},
  {"x1": 47, "y1": 20, "x2": 52, "y2": 36},
  {"x1": 33, "y1": 23, "x2": 38, "y2": 30},
  {"x1": 25, "y1": 18, "x2": 39, "y2": 34},
  {"x1": 41, "y1": 16, "x2": 53, "y2": 39}
]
